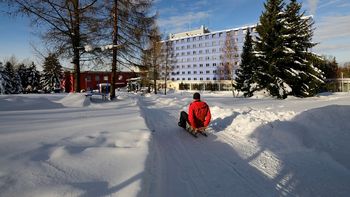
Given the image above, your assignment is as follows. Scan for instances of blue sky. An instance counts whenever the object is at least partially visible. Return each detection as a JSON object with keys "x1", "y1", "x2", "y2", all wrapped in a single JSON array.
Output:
[{"x1": 1, "y1": 0, "x2": 350, "y2": 65}]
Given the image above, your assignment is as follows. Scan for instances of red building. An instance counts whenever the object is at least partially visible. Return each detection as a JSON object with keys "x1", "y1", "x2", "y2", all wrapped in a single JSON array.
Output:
[{"x1": 61, "y1": 71, "x2": 138, "y2": 93}]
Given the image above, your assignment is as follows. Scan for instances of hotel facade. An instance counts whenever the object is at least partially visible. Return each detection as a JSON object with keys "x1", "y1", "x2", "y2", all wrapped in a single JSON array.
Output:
[{"x1": 159, "y1": 25, "x2": 257, "y2": 91}]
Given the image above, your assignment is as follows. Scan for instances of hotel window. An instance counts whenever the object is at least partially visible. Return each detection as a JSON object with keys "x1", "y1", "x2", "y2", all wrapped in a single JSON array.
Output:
[
  {"x1": 176, "y1": 40, "x2": 179, "y2": 43},
  {"x1": 219, "y1": 33, "x2": 223, "y2": 37},
  {"x1": 193, "y1": 37, "x2": 196, "y2": 41},
  {"x1": 212, "y1": 48, "x2": 216, "y2": 53},
  {"x1": 213, "y1": 70, "x2": 217, "y2": 74},
  {"x1": 194, "y1": 71, "x2": 197, "y2": 74},
  {"x1": 187, "y1": 51, "x2": 190, "y2": 55},
  {"x1": 182, "y1": 65, "x2": 185, "y2": 68},
  {"x1": 176, "y1": 65, "x2": 180, "y2": 68},
  {"x1": 176, "y1": 47, "x2": 179, "y2": 50},
  {"x1": 206, "y1": 63, "x2": 210, "y2": 67},
  {"x1": 193, "y1": 51, "x2": 196, "y2": 55},
  {"x1": 205, "y1": 42, "x2": 209, "y2": 47},
  {"x1": 181, "y1": 46, "x2": 185, "y2": 49},
  {"x1": 212, "y1": 34, "x2": 216, "y2": 38},
  {"x1": 194, "y1": 78, "x2": 197, "y2": 80},
  {"x1": 188, "y1": 71, "x2": 191, "y2": 74},
  {"x1": 193, "y1": 64, "x2": 197, "y2": 67},
  {"x1": 206, "y1": 77, "x2": 210, "y2": 80},
  {"x1": 172, "y1": 78, "x2": 175, "y2": 81},
  {"x1": 188, "y1": 65, "x2": 191, "y2": 68},
  {"x1": 199, "y1": 50, "x2": 203, "y2": 54},
  {"x1": 205, "y1": 49, "x2": 210, "y2": 54},
  {"x1": 187, "y1": 58, "x2": 191, "y2": 62},
  {"x1": 182, "y1": 78, "x2": 186, "y2": 80},
  {"x1": 177, "y1": 78, "x2": 180, "y2": 80},
  {"x1": 205, "y1": 35, "x2": 209, "y2": 39},
  {"x1": 181, "y1": 39, "x2": 185, "y2": 43},
  {"x1": 212, "y1": 41, "x2": 216, "y2": 46},
  {"x1": 213, "y1": 63, "x2": 217, "y2": 67},
  {"x1": 199, "y1": 57, "x2": 203, "y2": 61},
  {"x1": 181, "y1": 52, "x2": 185, "y2": 55},
  {"x1": 182, "y1": 71, "x2": 185, "y2": 74},
  {"x1": 193, "y1": 57, "x2": 197, "y2": 61},
  {"x1": 206, "y1": 56, "x2": 210, "y2": 60},
  {"x1": 213, "y1": 77, "x2": 217, "y2": 80},
  {"x1": 193, "y1": 44, "x2": 196, "y2": 48},
  {"x1": 188, "y1": 78, "x2": 191, "y2": 80},
  {"x1": 199, "y1": 36, "x2": 202, "y2": 40},
  {"x1": 200, "y1": 64, "x2": 203, "y2": 67},
  {"x1": 206, "y1": 70, "x2": 210, "y2": 74},
  {"x1": 200, "y1": 78, "x2": 203, "y2": 80},
  {"x1": 199, "y1": 43, "x2": 202, "y2": 47},
  {"x1": 187, "y1": 45, "x2": 190, "y2": 49},
  {"x1": 200, "y1": 71, "x2": 203, "y2": 74},
  {"x1": 187, "y1": 38, "x2": 190, "y2": 42}
]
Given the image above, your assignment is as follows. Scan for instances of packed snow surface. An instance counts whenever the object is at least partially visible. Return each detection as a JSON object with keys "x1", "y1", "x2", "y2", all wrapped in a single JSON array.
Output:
[{"x1": 0, "y1": 91, "x2": 349, "y2": 197}]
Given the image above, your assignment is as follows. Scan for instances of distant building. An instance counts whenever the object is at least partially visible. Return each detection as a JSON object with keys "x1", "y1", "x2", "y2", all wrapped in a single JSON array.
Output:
[
  {"x1": 61, "y1": 71, "x2": 138, "y2": 92},
  {"x1": 159, "y1": 25, "x2": 257, "y2": 91}
]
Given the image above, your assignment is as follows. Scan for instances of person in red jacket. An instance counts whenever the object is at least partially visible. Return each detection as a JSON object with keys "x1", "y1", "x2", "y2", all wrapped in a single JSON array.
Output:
[{"x1": 178, "y1": 92, "x2": 211, "y2": 133}]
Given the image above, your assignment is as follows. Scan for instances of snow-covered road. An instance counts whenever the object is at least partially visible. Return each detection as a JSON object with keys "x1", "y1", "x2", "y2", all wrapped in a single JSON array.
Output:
[
  {"x1": 138, "y1": 92, "x2": 350, "y2": 197},
  {"x1": 1, "y1": 92, "x2": 350, "y2": 196}
]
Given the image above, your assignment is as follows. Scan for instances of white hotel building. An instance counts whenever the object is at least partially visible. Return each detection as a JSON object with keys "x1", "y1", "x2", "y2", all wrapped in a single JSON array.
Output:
[{"x1": 159, "y1": 25, "x2": 257, "y2": 91}]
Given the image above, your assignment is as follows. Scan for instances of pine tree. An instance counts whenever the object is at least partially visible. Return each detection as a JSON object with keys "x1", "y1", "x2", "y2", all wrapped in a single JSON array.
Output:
[
  {"x1": 235, "y1": 29, "x2": 257, "y2": 97},
  {"x1": 283, "y1": 0, "x2": 324, "y2": 97},
  {"x1": 255, "y1": 0, "x2": 291, "y2": 99},
  {"x1": 0, "y1": 63, "x2": 11, "y2": 94},
  {"x1": 27, "y1": 62, "x2": 41, "y2": 93},
  {"x1": 41, "y1": 54, "x2": 62, "y2": 93},
  {"x1": 17, "y1": 64, "x2": 29, "y2": 91},
  {"x1": 3, "y1": 62, "x2": 22, "y2": 94}
]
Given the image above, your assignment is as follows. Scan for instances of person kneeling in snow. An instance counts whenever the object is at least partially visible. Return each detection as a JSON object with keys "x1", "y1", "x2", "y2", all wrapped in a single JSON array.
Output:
[{"x1": 178, "y1": 92, "x2": 211, "y2": 133}]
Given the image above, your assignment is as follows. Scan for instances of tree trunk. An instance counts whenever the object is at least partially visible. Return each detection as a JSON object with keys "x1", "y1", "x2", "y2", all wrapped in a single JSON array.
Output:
[
  {"x1": 110, "y1": 0, "x2": 118, "y2": 100},
  {"x1": 73, "y1": 0, "x2": 81, "y2": 93}
]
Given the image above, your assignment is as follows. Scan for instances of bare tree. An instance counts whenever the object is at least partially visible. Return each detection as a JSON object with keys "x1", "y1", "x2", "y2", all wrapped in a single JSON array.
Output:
[
  {"x1": 160, "y1": 36, "x2": 176, "y2": 95},
  {"x1": 98, "y1": 0, "x2": 155, "y2": 99},
  {"x1": 142, "y1": 24, "x2": 162, "y2": 94},
  {"x1": 2, "y1": 0, "x2": 101, "y2": 93},
  {"x1": 220, "y1": 31, "x2": 239, "y2": 97}
]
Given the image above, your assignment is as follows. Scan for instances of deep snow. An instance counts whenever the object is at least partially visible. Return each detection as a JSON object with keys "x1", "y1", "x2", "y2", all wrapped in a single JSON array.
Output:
[{"x1": 0, "y1": 91, "x2": 349, "y2": 196}]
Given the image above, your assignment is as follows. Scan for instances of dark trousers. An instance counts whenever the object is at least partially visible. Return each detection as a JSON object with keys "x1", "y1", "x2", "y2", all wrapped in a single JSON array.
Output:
[{"x1": 178, "y1": 111, "x2": 188, "y2": 129}]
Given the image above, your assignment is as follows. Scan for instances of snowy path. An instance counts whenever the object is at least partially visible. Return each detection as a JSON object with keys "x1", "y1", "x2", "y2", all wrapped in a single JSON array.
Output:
[
  {"x1": 138, "y1": 93, "x2": 350, "y2": 197},
  {"x1": 138, "y1": 95, "x2": 279, "y2": 197}
]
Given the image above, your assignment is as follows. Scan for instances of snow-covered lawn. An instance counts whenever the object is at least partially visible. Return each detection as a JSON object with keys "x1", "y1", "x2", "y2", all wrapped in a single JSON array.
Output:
[{"x1": 0, "y1": 92, "x2": 349, "y2": 196}]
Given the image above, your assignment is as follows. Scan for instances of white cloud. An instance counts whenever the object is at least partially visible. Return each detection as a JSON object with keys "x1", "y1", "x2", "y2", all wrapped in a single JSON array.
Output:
[
  {"x1": 307, "y1": 0, "x2": 319, "y2": 15},
  {"x1": 314, "y1": 14, "x2": 350, "y2": 41},
  {"x1": 157, "y1": 11, "x2": 210, "y2": 34}
]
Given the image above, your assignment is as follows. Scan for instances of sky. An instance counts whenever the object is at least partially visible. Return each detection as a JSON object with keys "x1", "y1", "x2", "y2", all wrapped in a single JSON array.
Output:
[{"x1": 0, "y1": 0, "x2": 350, "y2": 66}]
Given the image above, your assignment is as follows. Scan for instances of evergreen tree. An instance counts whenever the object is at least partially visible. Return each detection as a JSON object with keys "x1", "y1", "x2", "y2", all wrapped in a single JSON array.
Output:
[
  {"x1": 235, "y1": 29, "x2": 257, "y2": 97},
  {"x1": 0, "y1": 63, "x2": 11, "y2": 94},
  {"x1": 255, "y1": 0, "x2": 291, "y2": 99},
  {"x1": 282, "y1": 0, "x2": 324, "y2": 97},
  {"x1": 3, "y1": 62, "x2": 22, "y2": 94},
  {"x1": 41, "y1": 54, "x2": 62, "y2": 93},
  {"x1": 17, "y1": 64, "x2": 29, "y2": 91},
  {"x1": 26, "y1": 62, "x2": 41, "y2": 92}
]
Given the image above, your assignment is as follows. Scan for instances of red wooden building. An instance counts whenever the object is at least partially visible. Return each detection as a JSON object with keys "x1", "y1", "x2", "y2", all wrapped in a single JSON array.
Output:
[{"x1": 61, "y1": 71, "x2": 138, "y2": 93}]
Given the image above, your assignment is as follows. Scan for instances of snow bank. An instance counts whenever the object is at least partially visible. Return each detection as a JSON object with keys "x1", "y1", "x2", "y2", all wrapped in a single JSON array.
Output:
[{"x1": 57, "y1": 93, "x2": 91, "y2": 107}]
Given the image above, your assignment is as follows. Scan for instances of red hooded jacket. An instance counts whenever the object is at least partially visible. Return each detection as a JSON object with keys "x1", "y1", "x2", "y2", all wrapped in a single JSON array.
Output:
[{"x1": 188, "y1": 99, "x2": 211, "y2": 129}]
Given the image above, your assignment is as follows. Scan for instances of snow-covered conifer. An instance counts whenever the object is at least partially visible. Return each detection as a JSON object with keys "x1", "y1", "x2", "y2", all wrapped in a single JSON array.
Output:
[
  {"x1": 41, "y1": 54, "x2": 62, "y2": 93},
  {"x1": 235, "y1": 29, "x2": 257, "y2": 97}
]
